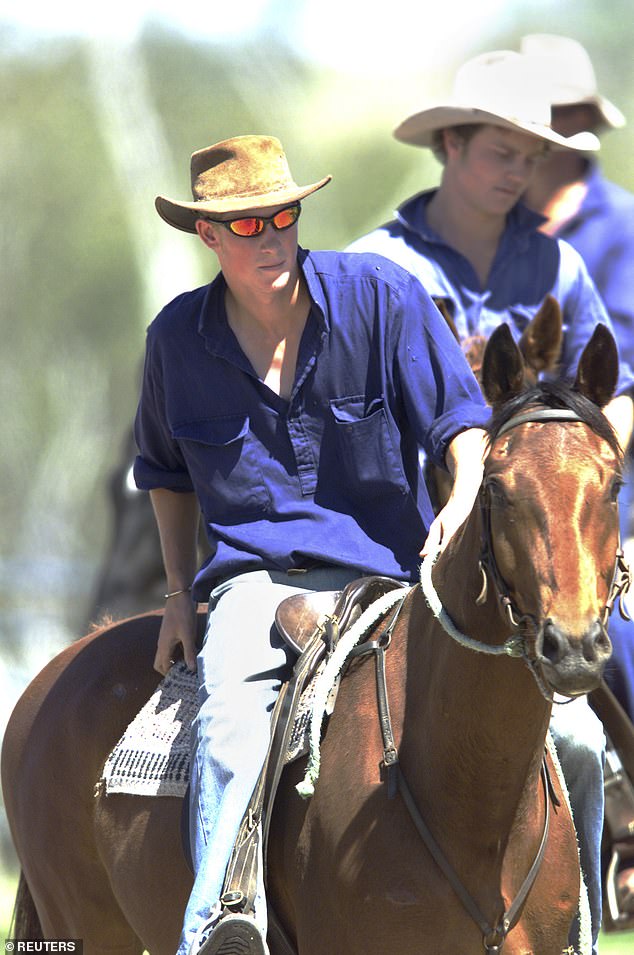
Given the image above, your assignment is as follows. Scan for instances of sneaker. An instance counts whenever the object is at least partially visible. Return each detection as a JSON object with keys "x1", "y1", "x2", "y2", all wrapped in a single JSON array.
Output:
[{"x1": 195, "y1": 913, "x2": 269, "y2": 955}]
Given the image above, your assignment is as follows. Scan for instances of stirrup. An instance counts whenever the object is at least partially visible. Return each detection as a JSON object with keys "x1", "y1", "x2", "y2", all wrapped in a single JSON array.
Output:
[{"x1": 192, "y1": 912, "x2": 269, "y2": 955}]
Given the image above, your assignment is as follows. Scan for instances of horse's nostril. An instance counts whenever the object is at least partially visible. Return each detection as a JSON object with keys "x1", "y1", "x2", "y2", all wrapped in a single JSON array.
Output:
[
  {"x1": 582, "y1": 621, "x2": 611, "y2": 664},
  {"x1": 541, "y1": 619, "x2": 612, "y2": 667},
  {"x1": 541, "y1": 620, "x2": 566, "y2": 665}
]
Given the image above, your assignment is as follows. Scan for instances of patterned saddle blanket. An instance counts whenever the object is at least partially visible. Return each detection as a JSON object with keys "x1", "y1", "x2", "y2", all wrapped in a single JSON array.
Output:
[
  {"x1": 100, "y1": 577, "x2": 405, "y2": 797},
  {"x1": 101, "y1": 647, "x2": 342, "y2": 797}
]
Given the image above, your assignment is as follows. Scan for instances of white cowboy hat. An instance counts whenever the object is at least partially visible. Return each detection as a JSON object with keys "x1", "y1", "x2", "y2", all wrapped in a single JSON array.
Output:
[
  {"x1": 520, "y1": 34, "x2": 626, "y2": 130},
  {"x1": 394, "y1": 50, "x2": 600, "y2": 152},
  {"x1": 156, "y1": 135, "x2": 331, "y2": 234}
]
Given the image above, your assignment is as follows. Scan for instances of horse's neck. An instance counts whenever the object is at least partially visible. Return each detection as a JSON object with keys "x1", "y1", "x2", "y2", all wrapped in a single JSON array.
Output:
[
  {"x1": 429, "y1": 507, "x2": 517, "y2": 653},
  {"x1": 398, "y1": 513, "x2": 551, "y2": 840}
]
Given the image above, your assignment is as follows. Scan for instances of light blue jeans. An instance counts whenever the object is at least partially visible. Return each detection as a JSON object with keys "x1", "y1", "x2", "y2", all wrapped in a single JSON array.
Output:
[
  {"x1": 178, "y1": 566, "x2": 363, "y2": 955},
  {"x1": 178, "y1": 569, "x2": 606, "y2": 955},
  {"x1": 550, "y1": 697, "x2": 605, "y2": 955}
]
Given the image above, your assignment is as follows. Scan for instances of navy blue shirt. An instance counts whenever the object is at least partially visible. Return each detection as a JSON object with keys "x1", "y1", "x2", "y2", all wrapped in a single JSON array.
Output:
[
  {"x1": 134, "y1": 248, "x2": 489, "y2": 599},
  {"x1": 347, "y1": 189, "x2": 634, "y2": 395},
  {"x1": 552, "y1": 163, "x2": 634, "y2": 372}
]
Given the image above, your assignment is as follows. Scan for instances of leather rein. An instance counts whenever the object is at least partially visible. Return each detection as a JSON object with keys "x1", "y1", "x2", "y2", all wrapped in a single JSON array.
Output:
[{"x1": 356, "y1": 407, "x2": 630, "y2": 953}]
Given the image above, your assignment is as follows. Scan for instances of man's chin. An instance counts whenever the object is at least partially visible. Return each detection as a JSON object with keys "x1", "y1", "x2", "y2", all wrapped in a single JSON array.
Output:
[{"x1": 270, "y1": 270, "x2": 292, "y2": 290}]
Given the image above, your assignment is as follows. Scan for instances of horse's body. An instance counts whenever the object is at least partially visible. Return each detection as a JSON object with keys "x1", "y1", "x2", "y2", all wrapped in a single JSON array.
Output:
[
  {"x1": 269, "y1": 600, "x2": 576, "y2": 955},
  {"x1": 2, "y1": 324, "x2": 624, "y2": 954}
]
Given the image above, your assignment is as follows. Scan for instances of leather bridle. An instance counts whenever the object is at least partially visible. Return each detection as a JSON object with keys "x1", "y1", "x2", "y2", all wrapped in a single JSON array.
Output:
[{"x1": 476, "y1": 407, "x2": 630, "y2": 701}]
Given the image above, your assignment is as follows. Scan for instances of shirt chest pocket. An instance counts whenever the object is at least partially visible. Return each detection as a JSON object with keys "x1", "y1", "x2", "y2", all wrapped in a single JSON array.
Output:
[
  {"x1": 172, "y1": 416, "x2": 271, "y2": 520},
  {"x1": 329, "y1": 397, "x2": 408, "y2": 498}
]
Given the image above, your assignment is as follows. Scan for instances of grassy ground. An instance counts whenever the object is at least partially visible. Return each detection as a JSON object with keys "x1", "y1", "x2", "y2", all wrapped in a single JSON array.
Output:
[
  {"x1": 1, "y1": 864, "x2": 632, "y2": 950},
  {"x1": 599, "y1": 929, "x2": 634, "y2": 953},
  {"x1": 1, "y1": 867, "x2": 15, "y2": 937}
]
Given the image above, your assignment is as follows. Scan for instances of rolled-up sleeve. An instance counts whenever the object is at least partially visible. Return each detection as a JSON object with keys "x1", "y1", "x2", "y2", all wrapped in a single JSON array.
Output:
[
  {"x1": 133, "y1": 329, "x2": 194, "y2": 493},
  {"x1": 392, "y1": 274, "x2": 490, "y2": 466}
]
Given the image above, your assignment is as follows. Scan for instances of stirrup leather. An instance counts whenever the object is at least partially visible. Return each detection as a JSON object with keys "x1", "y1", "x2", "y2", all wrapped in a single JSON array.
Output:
[{"x1": 217, "y1": 576, "x2": 406, "y2": 919}]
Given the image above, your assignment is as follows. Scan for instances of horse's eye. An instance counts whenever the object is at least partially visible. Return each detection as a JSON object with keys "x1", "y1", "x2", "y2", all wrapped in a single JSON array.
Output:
[
  {"x1": 484, "y1": 478, "x2": 509, "y2": 508},
  {"x1": 610, "y1": 476, "x2": 624, "y2": 504}
]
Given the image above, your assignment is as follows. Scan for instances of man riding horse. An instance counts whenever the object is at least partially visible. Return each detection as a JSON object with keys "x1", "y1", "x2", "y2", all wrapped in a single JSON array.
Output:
[
  {"x1": 519, "y1": 34, "x2": 634, "y2": 922},
  {"x1": 346, "y1": 49, "x2": 634, "y2": 952},
  {"x1": 135, "y1": 133, "x2": 490, "y2": 955}
]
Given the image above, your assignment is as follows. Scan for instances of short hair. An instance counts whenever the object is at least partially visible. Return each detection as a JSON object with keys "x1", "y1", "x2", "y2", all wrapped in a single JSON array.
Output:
[
  {"x1": 431, "y1": 123, "x2": 550, "y2": 164},
  {"x1": 431, "y1": 124, "x2": 481, "y2": 164}
]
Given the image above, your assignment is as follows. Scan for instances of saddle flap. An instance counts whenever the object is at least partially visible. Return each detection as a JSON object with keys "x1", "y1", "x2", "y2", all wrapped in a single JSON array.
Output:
[{"x1": 275, "y1": 591, "x2": 341, "y2": 654}]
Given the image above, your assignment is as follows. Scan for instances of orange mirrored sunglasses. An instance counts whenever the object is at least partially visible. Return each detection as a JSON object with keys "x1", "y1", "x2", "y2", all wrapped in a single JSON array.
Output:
[{"x1": 206, "y1": 202, "x2": 301, "y2": 238}]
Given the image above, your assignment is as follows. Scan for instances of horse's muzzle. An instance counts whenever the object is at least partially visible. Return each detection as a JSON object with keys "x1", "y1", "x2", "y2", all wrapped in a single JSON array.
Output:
[{"x1": 537, "y1": 618, "x2": 612, "y2": 696}]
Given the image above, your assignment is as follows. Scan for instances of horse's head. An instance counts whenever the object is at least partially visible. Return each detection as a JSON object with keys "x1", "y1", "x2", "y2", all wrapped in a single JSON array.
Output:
[{"x1": 480, "y1": 322, "x2": 624, "y2": 697}]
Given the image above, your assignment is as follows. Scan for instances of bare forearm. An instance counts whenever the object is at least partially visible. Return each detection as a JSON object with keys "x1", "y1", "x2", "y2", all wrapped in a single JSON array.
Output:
[
  {"x1": 149, "y1": 489, "x2": 201, "y2": 675},
  {"x1": 150, "y1": 488, "x2": 201, "y2": 590},
  {"x1": 444, "y1": 427, "x2": 487, "y2": 499},
  {"x1": 421, "y1": 427, "x2": 487, "y2": 557}
]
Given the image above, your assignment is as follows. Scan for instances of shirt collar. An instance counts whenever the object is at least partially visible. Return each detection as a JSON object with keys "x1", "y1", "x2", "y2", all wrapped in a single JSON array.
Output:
[
  {"x1": 296, "y1": 247, "x2": 330, "y2": 331},
  {"x1": 196, "y1": 249, "x2": 328, "y2": 355},
  {"x1": 575, "y1": 160, "x2": 606, "y2": 216},
  {"x1": 395, "y1": 188, "x2": 547, "y2": 252}
]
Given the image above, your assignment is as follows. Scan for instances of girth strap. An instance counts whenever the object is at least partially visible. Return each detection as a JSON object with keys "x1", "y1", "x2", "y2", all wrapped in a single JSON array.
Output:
[{"x1": 349, "y1": 592, "x2": 409, "y2": 798}]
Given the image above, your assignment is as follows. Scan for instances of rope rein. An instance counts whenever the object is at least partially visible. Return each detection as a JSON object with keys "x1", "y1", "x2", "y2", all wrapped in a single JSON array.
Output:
[
  {"x1": 420, "y1": 546, "x2": 574, "y2": 704},
  {"x1": 419, "y1": 546, "x2": 524, "y2": 658}
]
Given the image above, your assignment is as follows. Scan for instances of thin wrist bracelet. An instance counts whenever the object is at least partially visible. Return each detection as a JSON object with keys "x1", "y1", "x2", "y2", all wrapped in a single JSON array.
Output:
[{"x1": 164, "y1": 586, "x2": 192, "y2": 600}]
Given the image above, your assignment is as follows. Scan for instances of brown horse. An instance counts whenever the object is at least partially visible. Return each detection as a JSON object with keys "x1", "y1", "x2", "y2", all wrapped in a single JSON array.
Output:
[
  {"x1": 1, "y1": 323, "x2": 625, "y2": 954},
  {"x1": 428, "y1": 294, "x2": 563, "y2": 510},
  {"x1": 432, "y1": 294, "x2": 564, "y2": 388}
]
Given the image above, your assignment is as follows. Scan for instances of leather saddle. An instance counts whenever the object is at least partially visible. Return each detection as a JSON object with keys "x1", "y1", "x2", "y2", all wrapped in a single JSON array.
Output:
[{"x1": 274, "y1": 573, "x2": 405, "y2": 655}]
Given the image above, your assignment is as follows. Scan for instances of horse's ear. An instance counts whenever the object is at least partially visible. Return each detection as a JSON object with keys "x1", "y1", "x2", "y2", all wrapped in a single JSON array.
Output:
[
  {"x1": 433, "y1": 297, "x2": 460, "y2": 343},
  {"x1": 482, "y1": 323, "x2": 525, "y2": 407},
  {"x1": 573, "y1": 324, "x2": 619, "y2": 408},
  {"x1": 518, "y1": 295, "x2": 563, "y2": 373}
]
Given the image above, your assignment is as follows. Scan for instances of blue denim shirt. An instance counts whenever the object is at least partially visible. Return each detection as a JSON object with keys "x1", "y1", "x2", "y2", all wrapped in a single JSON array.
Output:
[
  {"x1": 134, "y1": 248, "x2": 490, "y2": 598},
  {"x1": 347, "y1": 189, "x2": 634, "y2": 395},
  {"x1": 552, "y1": 163, "x2": 634, "y2": 372}
]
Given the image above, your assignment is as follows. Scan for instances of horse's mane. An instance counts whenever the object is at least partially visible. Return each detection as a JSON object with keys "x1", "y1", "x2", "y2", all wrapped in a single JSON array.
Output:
[{"x1": 487, "y1": 379, "x2": 623, "y2": 461}]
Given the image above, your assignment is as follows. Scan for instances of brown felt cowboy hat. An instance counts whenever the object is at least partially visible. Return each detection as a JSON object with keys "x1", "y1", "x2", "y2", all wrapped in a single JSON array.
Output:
[
  {"x1": 394, "y1": 50, "x2": 600, "y2": 153},
  {"x1": 520, "y1": 34, "x2": 626, "y2": 130},
  {"x1": 155, "y1": 135, "x2": 332, "y2": 234}
]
